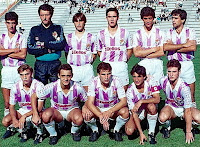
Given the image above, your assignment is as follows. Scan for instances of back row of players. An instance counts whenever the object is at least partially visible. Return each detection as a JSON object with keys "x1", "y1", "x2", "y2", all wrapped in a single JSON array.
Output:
[{"x1": 0, "y1": 3, "x2": 199, "y2": 145}]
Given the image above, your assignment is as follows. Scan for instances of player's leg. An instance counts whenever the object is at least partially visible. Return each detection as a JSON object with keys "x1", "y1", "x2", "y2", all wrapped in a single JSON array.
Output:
[
  {"x1": 191, "y1": 108, "x2": 200, "y2": 134},
  {"x1": 2, "y1": 114, "x2": 15, "y2": 139},
  {"x1": 67, "y1": 108, "x2": 83, "y2": 141},
  {"x1": 48, "y1": 60, "x2": 61, "y2": 83},
  {"x1": 2, "y1": 88, "x2": 10, "y2": 116},
  {"x1": 34, "y1": 60, "x2": 48, "y2": 85},
  {"x1": 125, "y1": 114, "x2": 137, "y2": 136}
]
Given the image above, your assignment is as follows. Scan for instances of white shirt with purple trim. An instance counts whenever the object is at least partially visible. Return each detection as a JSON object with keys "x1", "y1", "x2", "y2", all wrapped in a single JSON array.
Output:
[
  {"x1": 87, "y1": 76, "x2": 126, "y2": 108},
  {"x1": 165, "y1": 27, "x2": 196, "y2": 61},
  {"x1": 37, "y1": 79, "x2": 87, "y2": 111},
  {"x1": 160, "y1": 76, "x2": 192, "y2": 109},
  {"x1": 126, "y1": 79, "x2": 159, "y2": 110},
  {"x1": 0, "y1": 31, "x2": 27, "y2": 67},
  {"x1": 96, "y1": 27, "x2": 132, "y2": 62},
  {"x1": 66, "y1": 31, "x2": 97, "y2": 66},
  {"x1": 9, "y1": 79, "x2": 44, "y2": 110}
]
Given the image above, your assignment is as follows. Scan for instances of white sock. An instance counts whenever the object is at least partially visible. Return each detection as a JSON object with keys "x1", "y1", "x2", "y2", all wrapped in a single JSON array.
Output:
[
  {"x1": 113, "y1": 116, "x2": 129, "y2": 132},
  {"x1": 4, "y1": 108, "x2": 9, "y2": 116},
  {"x1": 33, "y1": 123, "x2": 42, "y2": 135},
  {"x1": 71, "y1": 122, "x2": 81, "y2": 134},
  {"x1": 85, "y1": 118, "x2": 98, "y2": 132},
  {"x1": 147, "y1": 113, "x2": 158, "y2": 134},
  {"x1": 43, "y1": 121, "x2": 57, "y2": 137},
  {"x1": 159, "y1": 118, "x2": 171, "y2": 131}
]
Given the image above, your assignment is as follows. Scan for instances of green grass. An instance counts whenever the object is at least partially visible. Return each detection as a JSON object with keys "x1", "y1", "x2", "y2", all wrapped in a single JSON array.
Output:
[{"x1": 0, "y1": 46, "x2": 200, "y2": 147}]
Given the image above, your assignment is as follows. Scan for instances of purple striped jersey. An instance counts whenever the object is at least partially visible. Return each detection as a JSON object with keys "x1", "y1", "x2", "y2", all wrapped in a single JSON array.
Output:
[
  {"x1": 96, "y1": 27, "x2": 132, "y2": 62},
  {"x1": 9, "y1": 79, "x2": 44, "y2": 110},
  {"x1": 37, "y1": 79, "x2": 87, "y2": 111},
  {"x1": 133, "y1": 26, "x2": 165, "y2": 59},
  {"x1": 66, "y1": 32, "x2": 97, "y2": 66},
  {"x1": 126, "y1": 79, "x2": 159, "y2": 110},
  {"x1": 165, "y1": 27, "x2": 196, "y2": 61},
  {"x1": 87, "y1": 76, "x2": 126, "y2": 108},
  {"x1": 159, "y1": 76, "x2": 192, "y2": 108},
  {"x1": 0, "y1": 32, "x2": 27, "y2": 67}
]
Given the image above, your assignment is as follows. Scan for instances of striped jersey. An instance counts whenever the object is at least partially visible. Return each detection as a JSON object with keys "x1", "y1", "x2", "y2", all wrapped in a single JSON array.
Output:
[
  {"x1": 126, "y1": 79, "x2": 159, "y2": 110},
  {"x1": 165, "y1": 27, "x2": 196, "y2": 61},
  {"x1": 96, "y1": 27, "x2": 132, "y2": 62},
  {"x1": 37, "y1": 79, "x2": 87, "y2": 111},
  {"x1": 66, "y1": 32, "x2": 97, "y2": 66},
  {"x1": 0, "y1": 32, "x2": 26, "y2": 67},
  {"x1": 160, "y1": 76, "x2": 192, "y2": 108},
  {"x1": 87, "y1": 75, "x2": 126, "y2": 108},
  {"x1": 9, "y1": 79, "x2": 44, "y2": 110}
]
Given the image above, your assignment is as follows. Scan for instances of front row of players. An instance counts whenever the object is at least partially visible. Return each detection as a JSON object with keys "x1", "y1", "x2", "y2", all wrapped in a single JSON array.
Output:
[{"x1": 2, "y1": 60, "x2": 200, "y2": 145}]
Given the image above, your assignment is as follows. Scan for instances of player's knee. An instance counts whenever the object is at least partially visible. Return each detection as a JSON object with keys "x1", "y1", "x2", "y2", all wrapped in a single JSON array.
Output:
[
  {"x1": 2, "y1": 117, "x2": 11, "y2": 127},
  {"x1": 159, "y1": 113, "x2": 168, "y2": 123},
  {"x1": 73, "y1": 115, "x2": 83, "y2": 126},
  {"x1": 5, "y1": 103, "x2": 9, "y2": 109},
  {"x1": 147, "y1": 103, "x2": 157, "y2": 114},
  {"x1": 42, "y1": 111, "x2": 53, "y2": 123},
  {"x1": 125, "y1": 126, "x2": 135, "y2": 135},
  {"x1": 119, "y1": 107, "x2": 129, "y2": 118}
]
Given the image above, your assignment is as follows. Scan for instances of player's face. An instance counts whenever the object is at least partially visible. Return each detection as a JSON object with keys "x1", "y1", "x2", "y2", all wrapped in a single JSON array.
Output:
[
  {"x1": 74, "y1": 19, "x2": 85, "y2": 32},
  {"x1": 19, "y1": 70, "x2": 32, "y2": 85},
  {"x1": 167, "y1": 67, "x2": 180, "y2": 82},
  {"x1": 142, "y1": 16, "x2": 154, "y2": 29},
  {"x1": 98, "y1": 70, "x2": 112, "y2": 85},
  {"x1": 106, "y1": 11, "x2": 118, "y2": 28},
  {"x1": 58, "y1": 69, "x2": 73, "y2": 86},
  {"x1": 172, "y1": 15, "x2": 184, "y2": 29},
  {"x1": 39, "y1": 10, "x2": 52, "y2": 26},
  {"x1": 5, "y1": 20, "x2": 17, "y2": 34},
  {"x1": 132, "y1": 72, "x2": 146, "y2": 87}
]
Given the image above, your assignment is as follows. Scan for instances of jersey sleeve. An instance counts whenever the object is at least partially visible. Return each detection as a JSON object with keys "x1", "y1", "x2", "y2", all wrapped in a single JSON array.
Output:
[
  {"x1": 189, "y1": 28, "x2": 196, "y2": 41},
  {"x1": 126, "y1": 86, "x2": 135, "y2": 110},
  {"x1": 182, "y1": 85, "x2": 193, "y2": 109},
  {"x1": 132, "y1": 32, "x2": 139, "y2": 48},
  {"x1": 149, "y1": 78, "x2": 160, "y2": 94},
  {"x1": 96, "y1": 31, "x2": 103, "y2": 52},
  {"x1": 77, "y1": 84, "x2": 87, "y2": 102},
  {"x1": 36, "y1": 83, "x2": 52, "y2": 100},
  {"x1": 164, "y1": 30, "x2": 172, "y2": 43},
  {"x1": 87, "y1": 79, "x2": 96, "y2": 97},
  {"x1": 115, "y1": 78, "x2": 126, "y2": 99},
  {"x1": 20, "y1": 35, "x2": 27, "y2": 49},
  {"x1": 126, "y1": 30, "x2": 133, "y2": 49},
  {"x1": 91, "y1": 34, "x2": 97, "y2": 54}
]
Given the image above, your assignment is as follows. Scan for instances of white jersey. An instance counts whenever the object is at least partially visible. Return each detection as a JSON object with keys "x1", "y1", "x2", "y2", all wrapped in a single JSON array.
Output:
[
  {"x1": 160, "y1": 76, "x2": 192, "y2": 109},
  {"x1": 133, "y1": 26, "x2": 165, "y2": 59},
  {"x1": 126, "y1": 79, "x2": 159, "y2": 110},
  {"x1": 9, "y1": 79, "x2": 44, "y2": 110},
  {"x1": 87, "y1": 75, "x2": 126, "y2": 108},
  {"x1": 66, "y1": 31, "x2": 97, "y2": 66},
  {"x1": 37, "y1": 79, "x2": 87, "y2": 111},
  {"x1": 165, "y1": 27, "x2": 196, "y2": 61},
  {"x1": 96, "y1": 27, "x2": 132, "y2": 62},
  {"x1": 0, "y1": 32, "x2": 27, "y2": 67}
]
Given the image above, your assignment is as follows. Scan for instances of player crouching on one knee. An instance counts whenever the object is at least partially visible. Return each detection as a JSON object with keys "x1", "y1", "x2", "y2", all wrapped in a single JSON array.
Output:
[
  {"x1": 2, "y1": 64, "x2": 44, "y2": 144},
  {"x1": 125, "y1": 64, "x2": 160, "y2": 145},
  {"x1": 85, "y1": 62, "x2": 129, "y2": 142},
  {"x1": 159, "y1": 59, "x2": 200, "y2": 144},
  {"x1": 31, "y1": 64, "x2": 89, "y2": 145}
]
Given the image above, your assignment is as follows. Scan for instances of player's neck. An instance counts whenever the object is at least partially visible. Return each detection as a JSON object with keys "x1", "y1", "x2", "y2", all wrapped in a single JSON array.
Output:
[
  {"x1": 75, "y1": 29, "x2": 85, "y2": 39},
  {"x1": 61, "y1": 84, "x2": 70, "y2": 94},
  {"x1": 136, "y1": 83, "x2": 145, "y2": 93},
  {"x1": 108, "y1": 25, "x2": 118, "y2": 36},
  {"x1": 101, "y1": 82, "x2": 110, "y2": 90},
  {"x1": 8, "y1": 30, "x2": 16, "y2": 38},
  {"x1": 42, "y1": 22, "x2": 52, "y2": 29},
  {"x1": 170, "y1": 79, "x2": 178, "y2": 89},
  {"x1": 144, "y1": 25, "x2": 153, "y2": 34},
  {"x1": 23, "y1": 81, "x2": 32, "y2": 91},
  {"x1": 175, "y1": 25, "x2": 184, "y2": 34}
]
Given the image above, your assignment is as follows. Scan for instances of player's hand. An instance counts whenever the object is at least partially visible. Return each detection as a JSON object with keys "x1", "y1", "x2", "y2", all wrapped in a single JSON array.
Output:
[
  {"x1": 13, "y1": 119, "x2": 19, "y2": 128},
  {"x1": 139, "y1": 133, "x2": 147, "y2": 145},
  {"x1": 0, "y1": 44, "x2": 5, "y2": 49},
  {"x1": 183, "y1": 39, "x2": 195, "y2": 48},
  {"x1": 82, "y1": 106, "x2": 93, "y2": 121},
  {"x1": 186, "y1": 132, "x2": 194, "y2": 144},
  {"x1": 101, "y1": 110, "x2": 113, "y2": 123},
  {"x1": 13, "y1": 47, "x2": 20, "y2": 53},
  {"x1": 19, "y1": 115, "x2": 26, "y2": 129},
  {"x1": 32, "y1": 114, "x2": 41, "y2": 126},
  {"x1": 102, "y1": 121, "x2": 110, "y2": 131},
  {"x1": 99, "y1": 113, "x2": 107, "y2": 124},
  {"x1": 166, "y1": 39, "x2": 173, "y2": 44}
]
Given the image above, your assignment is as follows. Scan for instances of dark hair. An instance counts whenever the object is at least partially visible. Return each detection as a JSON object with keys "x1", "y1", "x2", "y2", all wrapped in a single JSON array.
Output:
[
  {"x1": 72, "y1": 13, "x2": 87, "y2": 23},
  {"x1": 171, "y1": 9, "x2": 187, "y2": 24},
  {"x1": 106, "y1": 7, "x2": 119, "y2": 17},
  {"x1": 130, "y1": 64, "x2": 146, "y2": 77},
  {"x1": 38, "y1": 4, "x2": 54, "y2": 15},
  {"x1": 97, "y1": 62, "x2": 112, "y2": 74},
  {"x1": 5, "y1": 12, "x2": 18, "y2": 24},
  {"x1": 58, "y1": 64, "x2": 73, "y2": 74},
  {"x1": 17, "y1": 64, "x2": 33, "y2": 74},
  {"x1": 167, "y1": 59, "x2": 181, "y2": 71},
  {"x1": 140, "y1": 7, "x2": 155, "y2": 19}
]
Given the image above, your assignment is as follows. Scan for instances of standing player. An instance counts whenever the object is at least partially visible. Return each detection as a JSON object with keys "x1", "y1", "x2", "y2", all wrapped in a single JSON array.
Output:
[
  {"x1": 96, "y1": 7, "x2": 132, "y2": 90},
  {"x1": 85, "y1": 62, "x2": 129, "y2": 142},
  {"x1": 125, "y1": 64, "x2": 160, "y2": 145},
  {"x1": 27, "y1": 4, "x2": 66, "y2": 85},
  {"x1": 31, "y1": 64, "x2": 88, "y2": 145},
  {"x1": 164, "y1": 9, "x2": 197, "y2": 107},
  {"x1": 159, "y1": 59, "x2": 200, "y2": 144},
  {"x1": 2, "y1": 64, "x2": 44, "y2": 144},
  {"x1": 132, "y1": 7, "x2": 165, "y2": 84},
  {"x1": 65, "y1": 13, "x2": 97, "y2": 91},
  {"x1": 0, "y1": 12, "x2": 27, "y2": 119}
]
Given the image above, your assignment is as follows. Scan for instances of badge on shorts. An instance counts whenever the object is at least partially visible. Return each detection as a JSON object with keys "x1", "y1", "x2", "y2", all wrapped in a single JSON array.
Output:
[{"x1": 52, "y1": 31, "x2": 60, "y2": 41}]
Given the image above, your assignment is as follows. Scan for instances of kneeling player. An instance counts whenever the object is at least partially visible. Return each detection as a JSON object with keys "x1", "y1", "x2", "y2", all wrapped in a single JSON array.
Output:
[
  {"x1": 85, "y1": 62, "x2": 129, "y2": 142},
  {"x1": 125, "y1": 64, "x2": 160, "y2": 145},
  {"x1": 31, "y1": 64, "x2": 87, "y2": 145},
  {"x1": 2, "y1": 64, "x2": 44, "y2": 144},
  {"x1": 159, "y1": 59, "x2": 200, "y2": 144}
]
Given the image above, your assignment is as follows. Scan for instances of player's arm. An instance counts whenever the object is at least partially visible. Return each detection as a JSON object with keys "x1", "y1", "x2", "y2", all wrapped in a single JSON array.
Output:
[
  {"x1": 97, "y1": 51, "x2": 101, "y2": 57},
  {"x1": 31, "y1": 93, "x2": 41, "y2": 125},
  {"x1": 19, "y1": 110, "x2": 33, "y2": 129},
  {"x1": 133, "y1": 46, "x2": 159, "y2": 58},
  {"x1": 108, "y1": 97, "x2": 127, "y2": 114},
  {"x1": 8, "y1": 48, "x2": 27, "y2": 59},
  {"x1": 127, "y1": 48, "x2": 133, "y2": 61},
  {"x1": 177, "y1": 40, "x2": 196, "y2": 52},
  {"x1": 9, "y1": 104, "x2": 19, "y2": 128},
  {"x1": 146, "y1": 46, "x2": 165, "y2": 58},
  {"x1": 0, "y1": 47, "x2": 19, "y2": 56},
  {"x1": 91, "y1": 53, "x2": 97, "y2": 64}
]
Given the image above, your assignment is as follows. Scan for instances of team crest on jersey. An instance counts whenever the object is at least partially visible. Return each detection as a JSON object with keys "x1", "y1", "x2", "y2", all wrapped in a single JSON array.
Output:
[
  {"x1": 120, "y1": 39, "x2": 125, "y2": 46},
  {"x1": 54, "y1": 96, "x2": 58, "y2": 99},
  {"x1": 52, "y1": 31, "x2": 60, "y2": 41},
  {"x1": 113, "y1": 90, "x2": 117, "y2": 97},
  {"x1": 155, "y1": 39, "x2": 160, "y2": 46},
  {"x1": 175, "y1": 97, "x2": 183, "y2": 105},
  {"x1": 86, "y1": 43, "x2": 91, "y2": 50}
]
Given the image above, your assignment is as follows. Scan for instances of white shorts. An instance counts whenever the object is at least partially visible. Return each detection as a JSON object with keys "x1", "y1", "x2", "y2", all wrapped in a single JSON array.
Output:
[
  {"x1": 17, "y1": 108, "x2": 32, "y2": 122},
  {"x1": 179, "y1": 61, "x2": 195, "y2": 84},
  {"x1": 71, "y1": 64, "x2": 94, "y2": 86},
  {"x1": 139, "y1": 58, "x2": 163, "y2": 84},
  {"x1": 58, "y1": 107, "x2": 78, "y2": 120},
  {"x1": 98, "y1": 107, "x2": 115, "y2": 121},
  {"x1": 1, "y1": 66, "x2": 20, "y2": 89},
  {"x1": 107, "y1": 62, "x2": 129, "y2": 86},
  {"x1": 166, "y1": 104, "x2": 184, "y2": 118}
]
